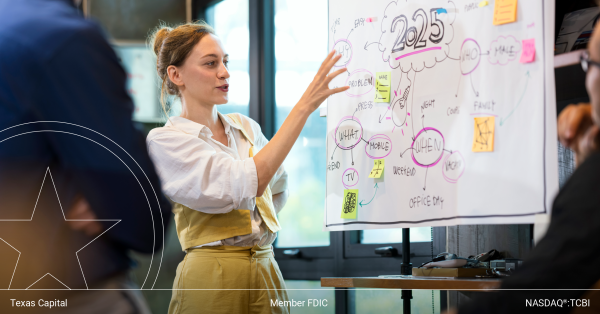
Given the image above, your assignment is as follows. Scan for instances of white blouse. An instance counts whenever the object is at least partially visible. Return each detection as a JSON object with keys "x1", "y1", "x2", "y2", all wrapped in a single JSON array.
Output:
[{"x1": 146, "y1": 112, "x2": 288, "y2": 248}]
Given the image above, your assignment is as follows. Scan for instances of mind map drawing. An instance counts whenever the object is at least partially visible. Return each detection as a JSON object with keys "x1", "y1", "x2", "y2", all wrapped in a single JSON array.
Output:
[{"x1": 325, "y1": 0, "x2": 558, "y2": 231}]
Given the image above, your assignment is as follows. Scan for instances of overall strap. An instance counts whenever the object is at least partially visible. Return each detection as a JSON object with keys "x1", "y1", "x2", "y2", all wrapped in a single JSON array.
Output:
[
  {"x1": 224, "y1": 113, "x2": 281, "y2": 233},
  {"x1": 225, "y1": 113, "x2": 254, "y2": 146}
]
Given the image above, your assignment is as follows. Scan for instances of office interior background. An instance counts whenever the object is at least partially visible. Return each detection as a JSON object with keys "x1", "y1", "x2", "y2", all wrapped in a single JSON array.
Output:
[{"x1": 79, "y1": 0, "x2": 593, "y2": 313}]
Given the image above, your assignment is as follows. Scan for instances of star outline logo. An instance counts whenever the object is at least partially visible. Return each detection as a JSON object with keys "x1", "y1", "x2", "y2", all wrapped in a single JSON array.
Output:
[{"x1": 0, "y1": 167, "x2": 121, "y2": 290}]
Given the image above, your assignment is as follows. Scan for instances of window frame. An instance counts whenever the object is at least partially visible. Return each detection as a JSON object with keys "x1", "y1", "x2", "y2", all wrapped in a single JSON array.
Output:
[
  {"x1": 345, "y1": 228, "x2": 446, "y2": 260},
  {"x1": 249, "y1": 0, "x2": 276, "y2": 138},
  {"x1": 274, "y1": 228, "x2": 446, "y2": 280}
]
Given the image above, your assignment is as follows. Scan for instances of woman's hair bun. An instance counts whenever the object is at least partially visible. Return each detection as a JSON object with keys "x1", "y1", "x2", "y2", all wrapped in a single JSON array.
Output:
[
  {"x1": 147, "y1": 21, "x2": 216, "y2": 118},
  {"x1": 151, "y1": 27, "x2": 172, "y2": 56}
]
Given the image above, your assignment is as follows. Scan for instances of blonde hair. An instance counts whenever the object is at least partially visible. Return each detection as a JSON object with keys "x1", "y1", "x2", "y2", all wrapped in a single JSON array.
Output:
[{"x1": 148, "y1": 21, "x2": 215, "y2": 118}]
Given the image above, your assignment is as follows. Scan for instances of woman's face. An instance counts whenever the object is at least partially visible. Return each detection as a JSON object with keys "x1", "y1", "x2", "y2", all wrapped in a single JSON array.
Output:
[{"x1": 176, "y1": 34, "x2": 230, "y2": 106}]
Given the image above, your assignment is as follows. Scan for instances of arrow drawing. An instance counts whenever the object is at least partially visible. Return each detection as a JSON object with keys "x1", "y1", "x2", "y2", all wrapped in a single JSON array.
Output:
[
  {"x1": 500, "y1": 71, "x2": 530, "y2": 126},
  {"x1": 399, "y1": 147, "x2": 413, "y2": 158},
  {"x1": 359, "y1": 183, "x2": 379, "y2": 207},
  {"x1": 469, "y1": 74, "x2": 479, "y2": 97},
  {"x1": 347, "y1": 28, "x2": 354, "y2": 40},
  {"x1": 364, "y1": 41, "x2": 380, "y2": 50}
]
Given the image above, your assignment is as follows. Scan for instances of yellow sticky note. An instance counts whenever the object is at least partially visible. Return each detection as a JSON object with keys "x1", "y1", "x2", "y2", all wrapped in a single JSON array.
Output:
[
  {"x1": 472, "y1": 116, "x2": 495, "y2": 152},
  {"x1": 368, "y1": 159, "x2": 385, "y2": 178},
  {"x1": 375, "y1": 72, "x2": 391, "y2": 102},
  {"x1": 478, "y1": 1, "x2": 488, "y2": 7},
  {"x1": 493, "y1": 0, "x2": 518, "y2": 25},
  {"x1": 341, "y1": 189, "x2": 359, "y2": 219}
]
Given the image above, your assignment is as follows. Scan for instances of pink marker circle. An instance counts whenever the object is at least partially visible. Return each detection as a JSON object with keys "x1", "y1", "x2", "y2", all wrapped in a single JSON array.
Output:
[
  {"x1": 342, "y1": 168, "x2": 359, "y2": 189},
  {"x1": 333, "y1": 116, "x2": 363, "y2": 150}
]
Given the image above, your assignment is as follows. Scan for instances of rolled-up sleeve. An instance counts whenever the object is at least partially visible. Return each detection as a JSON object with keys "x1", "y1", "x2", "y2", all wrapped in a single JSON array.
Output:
[
  {"x1": 147, "y1": 132, "x2": 258, "y2": 214},
  {"x1": 249, "y1": 119, "x2": 289, "y2": 195}
]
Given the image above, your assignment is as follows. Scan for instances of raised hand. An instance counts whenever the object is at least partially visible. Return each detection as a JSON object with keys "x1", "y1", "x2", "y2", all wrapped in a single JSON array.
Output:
[
  {"x1": 298, "y1": 50, "x2": 350, "y2": 113},
  {"x1": 253, "y1": 51, "x2": 350, "y2": 196}
]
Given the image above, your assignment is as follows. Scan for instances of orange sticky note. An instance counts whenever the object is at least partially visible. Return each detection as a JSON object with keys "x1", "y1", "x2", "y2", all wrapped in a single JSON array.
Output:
[
  {"x1": 472, "y1": 116, "x2": 495, "y2": 152},
  {"x1": 520, "y1": 39, "x2": 535, "y2": 63},
  {"x1": 493, "y1": 0, "x2": 518, "y2": 25}
]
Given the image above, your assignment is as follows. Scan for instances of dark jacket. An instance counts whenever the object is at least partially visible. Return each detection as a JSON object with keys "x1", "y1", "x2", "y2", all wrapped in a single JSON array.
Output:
[
  {"x1": 459, "y1": 151, "x2": 600, "y2": 313},
  {"x1": 0, "y1": 0, "x2": 171, "y2": 290}
]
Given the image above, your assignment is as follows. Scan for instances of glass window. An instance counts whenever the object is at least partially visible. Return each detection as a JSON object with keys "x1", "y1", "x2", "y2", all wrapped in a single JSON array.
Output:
[
  {"x1": 206, "y1": 0, "x2": 250, "y2": 116},
  {"x1": 113, "y1": 45, "x2": 161, "y2": 122},
  {"x1": 284, "y1": 280, "x2": 335, "y2": 314},
  {"x1": 274, "y1": 0, "x2": 329, "y2": 248},
  {"x1": 361, "y1": 227, "x2": 433, "y2": 244}
]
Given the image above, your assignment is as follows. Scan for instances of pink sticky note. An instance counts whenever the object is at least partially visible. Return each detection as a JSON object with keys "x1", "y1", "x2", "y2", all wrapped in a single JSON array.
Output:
[{"x1": 520, "y1": 39, "x2": 535, "y2": 63}]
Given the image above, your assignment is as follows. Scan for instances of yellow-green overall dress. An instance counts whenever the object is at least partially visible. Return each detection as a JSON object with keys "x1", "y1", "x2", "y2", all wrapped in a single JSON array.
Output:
[{"x1": 168, "y1": 114, "x2": 290, "y2": 314}]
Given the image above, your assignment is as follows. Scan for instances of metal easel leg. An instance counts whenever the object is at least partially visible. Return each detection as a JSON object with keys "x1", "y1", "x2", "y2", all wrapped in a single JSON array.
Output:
[{"x1": 401, "y1": 228, "x2": 413, "y2": 313}]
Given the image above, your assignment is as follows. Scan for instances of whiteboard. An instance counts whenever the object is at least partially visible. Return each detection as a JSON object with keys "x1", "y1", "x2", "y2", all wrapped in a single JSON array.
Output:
[
  {"x1": 114, "y1": 46, "x2": 160, "y2": 122},
  {"x1": 324, "y1": 0, "x2": 558, "y2": 231}
]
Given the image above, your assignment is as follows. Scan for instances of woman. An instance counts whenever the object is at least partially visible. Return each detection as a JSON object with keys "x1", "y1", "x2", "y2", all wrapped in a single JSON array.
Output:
[{"x1": 146, "y1": 22, "x2": 348, "y2": 314}]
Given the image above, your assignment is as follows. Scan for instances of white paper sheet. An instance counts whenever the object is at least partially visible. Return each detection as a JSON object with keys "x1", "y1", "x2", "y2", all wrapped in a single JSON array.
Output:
[{"x1": 325, "y1": 0, "x2": 558, "y2": 231}]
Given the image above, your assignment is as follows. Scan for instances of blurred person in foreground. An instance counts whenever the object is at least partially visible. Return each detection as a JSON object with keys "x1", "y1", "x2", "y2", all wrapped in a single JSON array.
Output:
[
  {"x1": 0, "y1": 0, "x2": 171, "y2": 313},
  {"x1": 445, "y1": 11, "x2": 600, "y2": 314}
]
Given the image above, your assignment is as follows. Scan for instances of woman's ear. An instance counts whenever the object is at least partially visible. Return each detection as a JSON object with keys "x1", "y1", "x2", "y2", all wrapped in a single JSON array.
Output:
[{"x1": 167, "y1": 65, "x2": 184, "y2": 88}]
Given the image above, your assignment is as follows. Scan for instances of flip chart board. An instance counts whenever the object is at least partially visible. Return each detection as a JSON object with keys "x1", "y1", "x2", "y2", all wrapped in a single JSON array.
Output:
[{"x1": 325, "y1": 0, "x2": 558, "y2": 231}]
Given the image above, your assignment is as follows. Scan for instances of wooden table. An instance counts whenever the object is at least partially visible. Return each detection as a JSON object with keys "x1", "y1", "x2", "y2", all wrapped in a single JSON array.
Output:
[{"x1": 321, "y1": 276, "x2": 501, "y2": 291}]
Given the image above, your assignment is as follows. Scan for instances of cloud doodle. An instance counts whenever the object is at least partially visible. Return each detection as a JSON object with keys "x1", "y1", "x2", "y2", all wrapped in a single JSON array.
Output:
[
  {"x1": 488, "y1": 35, "x2": 521, "y2": 65},
  {"x1": 377, "y1": 0, "x2": 456, "y2": 73}
]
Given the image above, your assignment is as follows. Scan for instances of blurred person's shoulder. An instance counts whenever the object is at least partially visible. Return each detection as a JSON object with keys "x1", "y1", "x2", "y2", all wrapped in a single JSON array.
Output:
[
  {"x1": 553, "y1": 151, "x2": 600, "y2": 217},
  {"x1": 0, "y1": 0, "x2": 108, "y2": 62}
]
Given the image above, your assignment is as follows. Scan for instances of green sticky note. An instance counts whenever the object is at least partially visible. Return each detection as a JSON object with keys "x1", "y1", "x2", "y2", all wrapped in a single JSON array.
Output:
[
  {"x1": 341, "y1": 189, "x2": 359, "y2": 219},
  {"x1": 368, "y1": 159, "x2": 385, "y2": 178},
  {"x1": 375, "y1": 71, "x2": 391, "y2": 102}
]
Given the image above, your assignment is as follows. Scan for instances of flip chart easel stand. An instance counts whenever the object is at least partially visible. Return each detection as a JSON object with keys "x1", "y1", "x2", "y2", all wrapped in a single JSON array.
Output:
[{"x1": 401, "y1": 228, "x2": 413, "y2": 313}]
